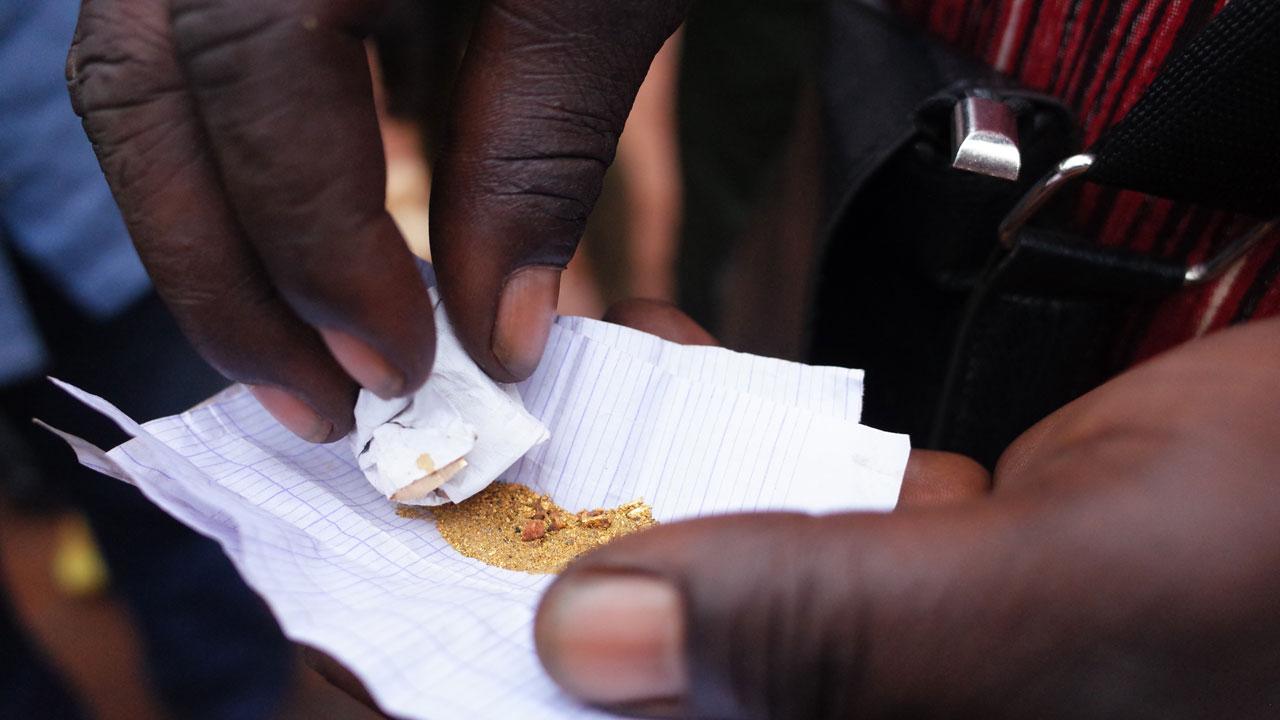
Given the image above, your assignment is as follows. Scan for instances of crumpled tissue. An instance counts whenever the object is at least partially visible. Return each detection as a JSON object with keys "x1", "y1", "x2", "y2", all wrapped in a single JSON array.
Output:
[{"x1": 350, "y1": 290, "x2": 549, "y2": 505}]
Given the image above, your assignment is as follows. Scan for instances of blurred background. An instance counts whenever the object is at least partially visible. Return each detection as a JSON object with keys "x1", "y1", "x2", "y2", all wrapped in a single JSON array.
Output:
[{"x1": 0, "y1": 0, "x2": 822, "y2": 717}]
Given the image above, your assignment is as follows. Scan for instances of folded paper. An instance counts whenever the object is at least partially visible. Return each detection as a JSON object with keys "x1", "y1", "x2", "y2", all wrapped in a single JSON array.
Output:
[{"x1": 46, "y1": 311, "x2": 910, "y2": 719}]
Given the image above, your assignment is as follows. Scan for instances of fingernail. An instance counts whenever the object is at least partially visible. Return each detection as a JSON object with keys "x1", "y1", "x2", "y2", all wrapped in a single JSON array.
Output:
[
  {"x1": 248, "y1": 385, "x2": 334, "y2": 443},
  {"x1": 320, "y1": 329, "x2": 405, "y2": 398},
  {"x1": 493, "y1": 266, "x2": 560, "y2": 381},
  {"x1": 535, "y1": 573, "x2": 686, "y2": 706}
]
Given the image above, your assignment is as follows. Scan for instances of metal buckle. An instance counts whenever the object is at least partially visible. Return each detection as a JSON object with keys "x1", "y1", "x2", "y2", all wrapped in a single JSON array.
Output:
[
  {"x1": 951, "y1": 94, "x2": 1021, "y2": 181},
  {"x1": 998, "y1": 153, "x2": 1278, "y2": 286}
]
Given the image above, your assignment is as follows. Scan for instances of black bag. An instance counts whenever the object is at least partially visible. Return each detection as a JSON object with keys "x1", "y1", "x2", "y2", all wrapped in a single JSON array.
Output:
[{"x1": 810, "y1": 0, "x2": 1280, "y2": 468}]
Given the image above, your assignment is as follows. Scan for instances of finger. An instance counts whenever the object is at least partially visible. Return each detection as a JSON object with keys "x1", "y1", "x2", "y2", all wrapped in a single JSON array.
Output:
[
  {"x1": 603, "y1": 299, "x2": 719, "y2": 347},
  {"x1": 535, "y1": 511, "x2": 995, "y2": 718},
  {"x1": 537, "y1": 500, "x2": 1097, "y2": 719},
  {"x1": 68, "y1": 0, "x2": 356, "y2": 439},
  {"x1": 170, "y1": 0, "x2": 435, "y2": 398},
  {"x1": 431, "y1": 0, "x2": 691, "y2": 382},
  {"x1": 537, "y1": 485, "x2": 1279, "y2": 719},
  {"x1": 898, "y1": 449, "x2": 992, "y2": 508}
]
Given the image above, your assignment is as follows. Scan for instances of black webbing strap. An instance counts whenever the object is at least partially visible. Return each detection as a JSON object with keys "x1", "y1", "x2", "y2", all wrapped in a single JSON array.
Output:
[
  {"x1": 930, "y1": 0, "x2": 1280, "y2": 462},
  {"x1": 1086, "y1": 0, "x2": 1280, "y2": 217},
  {"x1": 814, "y1": 0, "x2": 1280, "y2": 464}
]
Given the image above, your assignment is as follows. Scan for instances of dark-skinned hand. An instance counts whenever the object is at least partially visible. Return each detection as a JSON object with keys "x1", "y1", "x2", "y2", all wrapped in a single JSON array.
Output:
[
  {"x1": 535, "y1": 313, "x2": 1280, "y2": 719},
  {"x1": 302, "y1": 299, "x2": 991, "y2": 715},
  {"x1": 66, "y1": 0, "x2": 688, "y2": 441}
]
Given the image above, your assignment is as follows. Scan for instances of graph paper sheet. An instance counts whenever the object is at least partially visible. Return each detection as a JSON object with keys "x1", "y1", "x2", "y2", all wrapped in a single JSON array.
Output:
[{"x1": 46, "y1": 317, "x2": 909, "y2": 720}]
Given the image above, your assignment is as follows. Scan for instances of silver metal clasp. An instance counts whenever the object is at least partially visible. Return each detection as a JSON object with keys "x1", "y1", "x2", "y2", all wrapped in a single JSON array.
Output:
[
  {"x1": 952, "y1": 94, "x2": 1021, "y2": 181},
  {"x1": 997, "y1": 153, "x2": 1278, "y2": 285}
]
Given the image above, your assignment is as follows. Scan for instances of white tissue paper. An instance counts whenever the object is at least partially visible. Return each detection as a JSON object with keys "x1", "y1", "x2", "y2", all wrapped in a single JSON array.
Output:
[{"x1": 351, "y1": 290, "x2": 549, "y2": 506}]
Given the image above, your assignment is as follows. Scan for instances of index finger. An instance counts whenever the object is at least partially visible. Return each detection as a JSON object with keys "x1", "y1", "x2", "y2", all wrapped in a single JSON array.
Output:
[
  {"x1": 171, "y1": 0, "x2": 436, "y2": 397},
  {"x1": 69, "y1": 0, "x2": 359, "y2": 439}
]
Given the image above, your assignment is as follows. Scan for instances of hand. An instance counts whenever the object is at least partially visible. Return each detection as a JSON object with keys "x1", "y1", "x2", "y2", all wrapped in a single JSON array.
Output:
[
  {"x1": 534, "y1": 317, "x2": 1280, "y2": 718},
  {"x1": 67, "y1": 0, "x2": 689, "y2": 441},
  {"x1": 302, "y1": 299, "x2": 989, "y2": 715}
]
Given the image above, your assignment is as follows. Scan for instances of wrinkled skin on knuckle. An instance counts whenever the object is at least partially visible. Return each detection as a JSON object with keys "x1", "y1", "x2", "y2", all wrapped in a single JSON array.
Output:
[
  {"x1": 481, "y1": 152, "x2": 604, "y2": 240},
  {"x1": 68, "y1": 0, "x2": 175, "y2": 116},
  {"x1": 432, "y1": 142, "x2": 608, "y2": 273},
  {"x1": 170, "y1": 0, "x2": 393, "y2": 248},
  {"x1": 437, "y1": 89, "x2": 626, "y2": 267},
  {"x1": 487, "y1": 0, "x2": 690, "y2": 72},
  {"x1": 169, "y1": 0, "x2": 385, "y2": 178},
  {"x1": 170, "y1": 0, "x2": 380, "y2": 54},
  {"x1": 170, "y1": 1, "x2": 304, "y2": 98},
  {"x1": 68, "y1": 0, "x2": 194, "y2": 201},
  {"x1": 433, "y1": 0, "x2": 691, "y2": 265}
]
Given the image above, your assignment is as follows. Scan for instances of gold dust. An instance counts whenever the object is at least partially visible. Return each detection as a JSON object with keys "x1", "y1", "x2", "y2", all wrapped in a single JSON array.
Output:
[{"x1": 397, "y1": 482, "x2": 656, "y2": 574}]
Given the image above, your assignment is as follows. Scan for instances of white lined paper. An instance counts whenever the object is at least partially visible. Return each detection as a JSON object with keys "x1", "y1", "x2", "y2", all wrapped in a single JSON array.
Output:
[{"x1": 48, "y1": 315, "x2": 909, "y2": 719}]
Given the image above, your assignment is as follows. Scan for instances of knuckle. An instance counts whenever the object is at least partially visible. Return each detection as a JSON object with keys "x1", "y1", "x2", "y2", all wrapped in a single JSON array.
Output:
[
  {"x1": 170, "y1": 0, "x2": 295, "y2": 93},
  {"x1": 485, "y1": 161, "x2": 600, "y2": 223},
  {"x1": 170, "y1": 0, "x2": 280, "y2": 56},
  {"x1": 440, "y1": 138, "x2": 612, "y2": 250},
  {"x1": 438, "y1": 76, "x2": 639, "y2": 252},
  {"x1": 66, "y1": 1, "x2": 180, "y2": 121},
  {"x1": 64, "y1": 1, "x2": 197, "y2": 205},
  {"x1": 171, "y1": 0, "x2": 383, "y2": 70}
]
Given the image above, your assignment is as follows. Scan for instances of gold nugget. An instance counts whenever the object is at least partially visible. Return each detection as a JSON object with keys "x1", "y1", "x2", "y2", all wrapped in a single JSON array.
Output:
[{"x1": 397, "y1": 482, "x2": 656, "y2": 574}]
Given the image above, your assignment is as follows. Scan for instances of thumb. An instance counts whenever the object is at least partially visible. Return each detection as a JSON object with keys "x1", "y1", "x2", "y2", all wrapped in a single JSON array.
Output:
[
  {"x1": 431, "y1": 0, "x2": 689, "y2": 382},
  {"x1": 534, "y1": 509, "x2": 1012, "y2": 719}
]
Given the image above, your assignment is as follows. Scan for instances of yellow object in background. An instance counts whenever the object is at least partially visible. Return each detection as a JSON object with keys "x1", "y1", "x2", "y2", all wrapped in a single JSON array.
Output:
[{"x1": 52, "y1": 513, "x2": 110, "y2": 598}]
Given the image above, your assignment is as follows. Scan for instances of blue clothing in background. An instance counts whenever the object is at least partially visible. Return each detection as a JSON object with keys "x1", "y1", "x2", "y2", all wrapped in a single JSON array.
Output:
[
  {"x1": 0, "y1": 0, "x2": 151, "y2": 384},
  {"x1": 1, "y1": 3, "x2": 295, "y2": 718}
]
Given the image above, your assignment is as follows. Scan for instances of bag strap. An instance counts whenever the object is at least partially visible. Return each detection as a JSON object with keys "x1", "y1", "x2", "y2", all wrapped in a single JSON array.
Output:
[
  {"x1": 930, "y1": 0, "x2": 1280, "y2": 457},
  {"x1": 1086, "y1": 0, "x2": 1280, "y2": 217},
  {"x1": 991, "y1": 0, "x2": 1280, "y2": 298}
]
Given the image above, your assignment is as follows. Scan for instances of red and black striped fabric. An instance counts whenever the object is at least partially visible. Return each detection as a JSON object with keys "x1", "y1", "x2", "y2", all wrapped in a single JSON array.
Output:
[{"x1": 891, "y1": 0, "x2": 1280, "y2": 365}]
